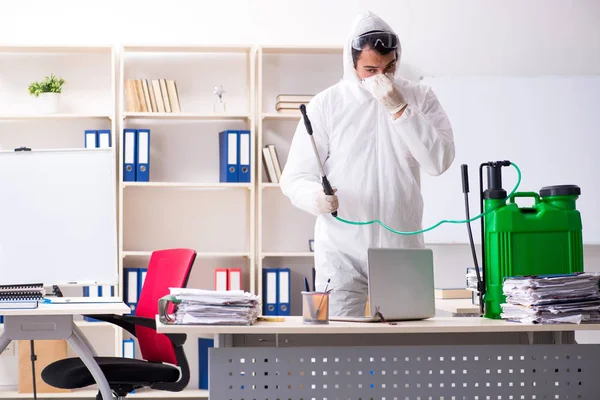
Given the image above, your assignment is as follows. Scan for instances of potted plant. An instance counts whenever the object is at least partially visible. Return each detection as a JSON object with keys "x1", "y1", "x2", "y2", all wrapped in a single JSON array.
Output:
[{"x1": 28, "y1": 74, "x2": 66, "y2": 113}]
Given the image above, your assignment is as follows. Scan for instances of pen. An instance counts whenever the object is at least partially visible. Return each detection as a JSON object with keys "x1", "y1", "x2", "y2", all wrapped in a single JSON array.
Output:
[{"x1": 304, "y1": 277, "x2": 310, "y2": 292}]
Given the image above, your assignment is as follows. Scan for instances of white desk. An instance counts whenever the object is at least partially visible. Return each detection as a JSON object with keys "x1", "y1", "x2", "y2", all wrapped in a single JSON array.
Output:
[
  {"x1": 156, "y1": 316, "x2": 600, "y2": 398},
  {"x1": 0, "y1": 301, "x2": 130, "y2": 400}
]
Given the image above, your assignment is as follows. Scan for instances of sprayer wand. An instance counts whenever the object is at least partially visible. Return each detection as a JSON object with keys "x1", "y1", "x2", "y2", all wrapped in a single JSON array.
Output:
[{"x1": 300, "y1": 104, "x2": 337, "y2": 217}]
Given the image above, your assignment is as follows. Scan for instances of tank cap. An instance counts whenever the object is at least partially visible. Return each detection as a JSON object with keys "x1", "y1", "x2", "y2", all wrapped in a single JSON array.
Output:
[{"x1": 539, "y1": 185, "x2": 581, "y2": 197}]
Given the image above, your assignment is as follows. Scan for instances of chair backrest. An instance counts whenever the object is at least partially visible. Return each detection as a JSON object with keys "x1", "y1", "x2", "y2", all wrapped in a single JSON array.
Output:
[{"x1": 135, "y1": 248, "x2": 196, "y2": 365}]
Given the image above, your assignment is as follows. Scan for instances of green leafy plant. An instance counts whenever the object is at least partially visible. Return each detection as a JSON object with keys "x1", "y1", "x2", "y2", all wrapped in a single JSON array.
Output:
[{"x1": 28, "y1": 74, "x2": 66, "y2": 97}]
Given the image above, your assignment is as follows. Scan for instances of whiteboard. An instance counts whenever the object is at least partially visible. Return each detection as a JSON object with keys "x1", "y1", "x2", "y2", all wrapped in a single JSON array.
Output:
[
  {"x1": 419, "y1": 75, "x2": 600, "y2": 245},
  {"x1": 0, "y1": 148, "x2": 118, "y2": 286}
]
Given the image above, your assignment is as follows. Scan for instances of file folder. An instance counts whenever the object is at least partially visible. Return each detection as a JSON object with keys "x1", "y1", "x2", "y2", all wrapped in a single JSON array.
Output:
[
  {"x1": 124, "y1": 268, "x2": 139, "y2": 313},
  {"x1": 122, "y1": 339, "x2": 135, "y2": 358},
  {"x1": 138, "y1": 268, "x2": 147, "y2": 296},
  {"x1": 97, "y1": 130, "x2": 111, "y2": 148},
  {"x1": 228, "y1": 268, "x2": 242, "y2": 291},
  {"x1": 84, "y1": 130, "x2": 97, "y2": 148},
  {"x1": 83, "y1": 286, "x2": 102, "y2": 322},
  {"x1": 123, "y1": 129, "x2": 137, "y2": 182},
  {"x1": 277, "y1": 268, "x2": 291, "y2": 316},
  {"x1": 262, "y1": 268, "x2": 278, "y2": 315},
  {"x1": 198, "y1": 338, "x2": 213, "y2": 390},
  {"x1": 136, "y1": 129, "x2": 150, "y2": 182},
  {"x1": 100, "y1": 285, "x2": 114, "y2": 297},
  {"x1": 214, "y1": 268, "x2": 228, "y2": 291},
  {"x1": 238, "y1": 130, "x2": 251, "y2": 182},
  {"x1": 219, "y1": 130, "x2": 238, "y2": 182}
]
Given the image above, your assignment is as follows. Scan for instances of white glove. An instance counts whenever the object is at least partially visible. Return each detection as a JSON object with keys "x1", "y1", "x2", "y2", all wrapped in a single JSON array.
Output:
[
  {"x1": 363, "y1": 73, "x2": 407, "y2": 114},
  {"x1": 315, "y1": 188, "x2": 338, "y2": 214}
]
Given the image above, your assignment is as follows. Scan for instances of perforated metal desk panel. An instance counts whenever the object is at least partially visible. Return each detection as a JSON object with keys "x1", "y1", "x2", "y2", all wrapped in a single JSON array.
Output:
[{"x1": 156, "y1": 316, "x2": 600, "y2": 399}]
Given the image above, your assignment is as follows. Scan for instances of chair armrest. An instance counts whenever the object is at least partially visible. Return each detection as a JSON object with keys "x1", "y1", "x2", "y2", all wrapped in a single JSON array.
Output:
[{"x1": 84, "y1": 314, "x2": 186, "y2": 347}]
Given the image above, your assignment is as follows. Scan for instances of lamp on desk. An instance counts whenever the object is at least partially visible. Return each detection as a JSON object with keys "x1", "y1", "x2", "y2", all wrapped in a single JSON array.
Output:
[{"x1": 40, "y1": 249, "x2": 197, "y2": 400}]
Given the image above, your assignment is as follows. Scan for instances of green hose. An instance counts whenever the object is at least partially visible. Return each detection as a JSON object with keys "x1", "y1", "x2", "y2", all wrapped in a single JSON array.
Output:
[{"x1": 334, "y1": 162, "x2": 522, "y2": 235}]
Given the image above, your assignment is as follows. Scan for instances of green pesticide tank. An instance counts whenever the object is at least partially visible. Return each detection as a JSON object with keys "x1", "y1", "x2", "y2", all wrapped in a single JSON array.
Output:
[{"x1": 482, "y1": 178, "x2": 583, "y2": 319}]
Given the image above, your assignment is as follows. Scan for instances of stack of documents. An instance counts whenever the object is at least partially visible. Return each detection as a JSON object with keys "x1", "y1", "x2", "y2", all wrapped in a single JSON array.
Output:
[
  {"x1": 500, "y1": 272, "x2": 600, "y2": 324},
  {"x1": 159, "y1": 288, "x2": 260, "y2": 325}
]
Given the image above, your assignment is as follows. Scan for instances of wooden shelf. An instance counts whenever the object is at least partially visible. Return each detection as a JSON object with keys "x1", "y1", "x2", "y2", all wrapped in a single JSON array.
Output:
[
  {"x1": 0, "y1": 388, "x2": 208, "y2": 399},
  {"x1": 0, "y1": 45, "x2": 113, "y2": 54},
  {"x1": 123, "y1": 44, "x2": 251, "y2": 54},
  {"x1": 0, "y1": 114, "x2": 113, "y2": 120},
  {"x1": 260, "y1": 45, "x2": 343, "y2": 54},
  {"x1": 123, "y1": 251, "x2": 251, "y2": 258},
  {"x1": 262, "y1": 252, "x2": 314, "y2": 258},
  {"x1": 122, "y1": 182, "x2": 252, "y2": 189},
  {"x1": 261, "y1": 183, "x2": 281, "y2": 188},
  {"x1": 262, "y1": 112, "x2": 301, "y2": 120},
  {"x1": 123, "y1": 112, "x2": 251, "y2": 120}
]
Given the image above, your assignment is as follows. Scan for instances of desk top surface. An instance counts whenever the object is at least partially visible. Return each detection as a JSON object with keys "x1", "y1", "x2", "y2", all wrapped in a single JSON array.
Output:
[
  {"x1": 155, "y1": 315, "x2": 600, "y2": 335},
  {"x1": 0, "y1": 301, "x2": 130, "y2": 316}
]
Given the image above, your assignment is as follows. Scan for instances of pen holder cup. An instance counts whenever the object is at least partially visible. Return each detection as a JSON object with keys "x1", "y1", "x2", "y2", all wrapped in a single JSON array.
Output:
[{"x1": 301, "y1": 291, "x2": 329, "y2": 324}]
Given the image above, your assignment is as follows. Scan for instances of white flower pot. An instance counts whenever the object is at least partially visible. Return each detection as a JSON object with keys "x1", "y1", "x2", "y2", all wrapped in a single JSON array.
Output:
[{"x1": 37, "y1": 93, "x2": 61, "y2": 114}]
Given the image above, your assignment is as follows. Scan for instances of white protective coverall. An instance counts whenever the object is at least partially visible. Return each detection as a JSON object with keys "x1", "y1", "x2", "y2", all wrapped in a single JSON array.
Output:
[{"x1": 279, "y1": 11, "x2": 455, "y2": 317}]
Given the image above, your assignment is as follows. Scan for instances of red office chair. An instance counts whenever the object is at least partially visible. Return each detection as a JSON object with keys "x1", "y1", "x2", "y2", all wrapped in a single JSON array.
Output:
[{"x1": 41, "y1": 248, "x2": 197, "y2": 399}]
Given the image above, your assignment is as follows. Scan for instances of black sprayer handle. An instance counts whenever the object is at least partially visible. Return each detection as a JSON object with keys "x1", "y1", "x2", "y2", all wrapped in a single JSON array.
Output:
[
  {"x1": 300, "y1": 104, "x2": 313, "y2": 135},
  {"x1": 322, "y1": 176, "x2": 338, "y2": 217},
  {"x1": 461, "y1": 164, "x2": 469, "y2": 193}
]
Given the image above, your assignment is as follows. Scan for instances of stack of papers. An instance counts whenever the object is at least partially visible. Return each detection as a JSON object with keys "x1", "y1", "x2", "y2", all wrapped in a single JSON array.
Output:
[
  {"x1": 162, "y1": 288, "x2": 261, "y2": 325},
  {"x1": 466, "y1": 267, "x2": 481, "y2": 290},
  {"x1": 500, "y1": 273, "x2": 600, "y2": 324}
]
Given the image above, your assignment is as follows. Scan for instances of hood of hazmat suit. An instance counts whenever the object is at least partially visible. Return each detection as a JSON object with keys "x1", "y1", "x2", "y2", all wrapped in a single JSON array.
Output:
[{"x1": 279, "y1": 11, "x2": 455, "y2": 317}]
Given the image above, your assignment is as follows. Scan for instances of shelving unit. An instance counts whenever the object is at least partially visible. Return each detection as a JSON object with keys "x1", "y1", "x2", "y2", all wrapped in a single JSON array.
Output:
[
  {"x1": 0, "y1": 42, "x2": 347, "y2": 397},
  {"x1": 256, "y1": 45, "x2": 343, "y2": 315},
  {"x1": 0, "y1": 44, "x2": 120, "y2": 397},
  {"x1": 116, "y1": 43, "x2": 256, "y2": 394}
]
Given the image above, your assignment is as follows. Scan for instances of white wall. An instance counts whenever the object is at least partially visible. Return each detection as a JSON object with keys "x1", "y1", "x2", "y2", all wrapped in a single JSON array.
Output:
[
  {"x1": 2, "y1": 0, "x2": 599, "y2": 288},
  {"x1": 2, "y1": 0, "x2": 600, "y2": 76}
]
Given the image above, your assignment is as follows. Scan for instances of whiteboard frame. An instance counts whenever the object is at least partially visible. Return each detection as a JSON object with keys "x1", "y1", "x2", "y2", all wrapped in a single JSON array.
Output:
[{"x1": 0, "y1": 147, "x2": 119, "y2": 287}]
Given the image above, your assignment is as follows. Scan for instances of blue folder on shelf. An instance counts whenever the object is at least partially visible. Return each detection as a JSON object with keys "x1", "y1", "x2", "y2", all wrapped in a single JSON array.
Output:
[
  {"x1": 136, "y1": 129, "x2": 150, "y2": 182},
  {"x1": 85, "y1": 130, "x2": 97, "y2": 148},
  {"x1": 123, "y1": 129, "x2": 137, "y2": 182},
  {"x1": 277, "y1": 268, "x2": 291, "y2": 316},
  {"x1": 262, "y1": 268, "x2": 278, "y2": 315},
  {"x1": 238, "y1": 130, "x2": 251, "y2": 182},
  {"x1": 219, "y1": 130, "x2": 239, "y2": 182},
  {"x1": 97, "y1": 129, "x2": 111, "y2": 148},
  {"x1": 198, "y1": 338, "x2": 214, "y2": 390}
]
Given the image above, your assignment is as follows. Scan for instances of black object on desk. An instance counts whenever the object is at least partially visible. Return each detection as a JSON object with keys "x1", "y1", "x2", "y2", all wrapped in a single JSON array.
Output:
[{"x1": 14, "y1": 146, "x2": 32, "y2": 152}]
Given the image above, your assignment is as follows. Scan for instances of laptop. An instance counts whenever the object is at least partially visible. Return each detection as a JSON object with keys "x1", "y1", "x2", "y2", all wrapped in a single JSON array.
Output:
[{"x1": 330, "y1": 248, "x2": 436, "y2": 322}]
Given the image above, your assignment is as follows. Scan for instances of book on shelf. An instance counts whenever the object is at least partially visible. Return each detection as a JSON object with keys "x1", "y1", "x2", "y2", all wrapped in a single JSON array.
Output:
[
  {"x1": 262, "y1": 144, "x2": 282, "y2": 183},
  {"x1": 275, "y1": 94, "x2": 314, "y2": 114},
  {"x1": 125, "y1": 78, "x2": 181, "y2": 113}
]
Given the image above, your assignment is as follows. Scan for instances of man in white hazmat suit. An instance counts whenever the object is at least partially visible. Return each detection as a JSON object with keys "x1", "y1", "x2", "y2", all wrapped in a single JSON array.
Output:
[{"x1": 279, "y1": 11, "x2": 455, "y2": 317}]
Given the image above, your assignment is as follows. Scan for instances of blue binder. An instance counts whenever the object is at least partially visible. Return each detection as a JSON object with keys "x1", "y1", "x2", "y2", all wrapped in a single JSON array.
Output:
[
  {"x1": 198, "y1": 338, "x2": 214, "y2": 390},
  {"x1": 84, "y1": 130, "x2": 97, "y2": 148},
  {"x1": 262, "y1": 268, "x2": 278, "y2": 315},
  {"x1": 277, "y1": 268, "x2": 291, "y2": 316},
  {"x1": 219, "y1": 130, "x2": 238, "y2": 182},
  {"x1": 137, "y1": 267, "x2": 147, "y2": 297},
  {"x1": 124, "y1": 268, "x2": 139, "y2": 314},
  {"x1": 83, "y1": 286, "x2": 102, "y2": 322},
  {"x1": 97, "y1": 129, "x2": 111, "y2": 148},
  {"x1": 136, "y1": 129, "x2": 150, "y2": 182},
  {"x1": 238, "y1": 130, "x2": 251, "y2": 182},
  {"x1": 123, "y1": 129, "x2": 137, "y2": 182}
]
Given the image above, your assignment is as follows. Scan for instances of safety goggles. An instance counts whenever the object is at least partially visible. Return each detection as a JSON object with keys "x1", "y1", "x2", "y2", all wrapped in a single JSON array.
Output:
[{"x1": 351, "y1": 31, "x2": 399, "y2": 51}]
